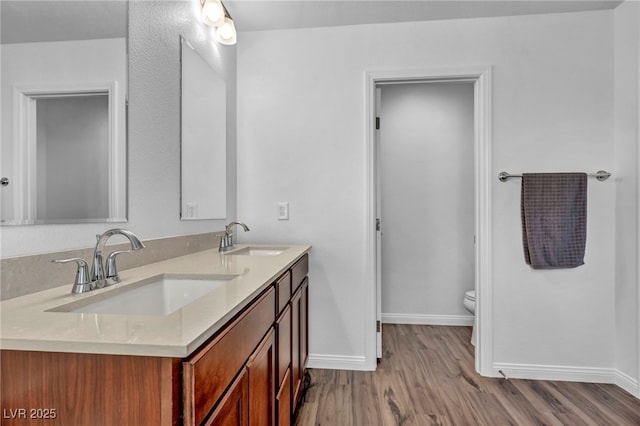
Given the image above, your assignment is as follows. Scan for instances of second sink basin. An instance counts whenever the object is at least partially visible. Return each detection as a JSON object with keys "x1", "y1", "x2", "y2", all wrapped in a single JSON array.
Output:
[
  {"x1": 48, "y1": 274, "x2": 236, "y2": 316},
  {"x1": 228, "y1": 246, "x2": 286, "y2": 256}
]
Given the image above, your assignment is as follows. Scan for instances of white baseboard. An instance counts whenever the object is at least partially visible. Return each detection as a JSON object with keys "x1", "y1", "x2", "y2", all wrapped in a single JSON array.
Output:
[
  {"x1": 307, "y1": 357, "x2": 639, "y2": 399},
  {"x1": 615, "y1": 369, "x2": 640, "y2": 398},
  {"x1": 382, "y1": 313, "x2": 473, "y2": 326},
  {"x1": 307, "y1": 354, "x2": 372, "y2": 371},
  {"x1": 492, "y1": 362, "x2": 636, "y2": 389}
]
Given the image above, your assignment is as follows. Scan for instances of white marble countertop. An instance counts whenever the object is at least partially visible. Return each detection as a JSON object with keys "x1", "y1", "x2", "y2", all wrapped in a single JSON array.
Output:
[{"x1": 0, "y1": 244, "x2": 311, "y2": 358}]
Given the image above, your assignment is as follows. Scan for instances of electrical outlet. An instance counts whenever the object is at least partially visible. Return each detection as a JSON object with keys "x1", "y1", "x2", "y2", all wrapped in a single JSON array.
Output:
[
  {"x1": 278, "y1": 202, "x2": 289, "y2": 220},
  {"x1": 186, "y1": 202, "x2": 198, "y2": 219}
]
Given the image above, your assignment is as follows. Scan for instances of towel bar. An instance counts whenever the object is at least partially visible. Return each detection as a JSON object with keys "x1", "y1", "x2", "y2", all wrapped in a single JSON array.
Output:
[{"x1": 498, "y1": 170, "x2": 611, "y2": 182}]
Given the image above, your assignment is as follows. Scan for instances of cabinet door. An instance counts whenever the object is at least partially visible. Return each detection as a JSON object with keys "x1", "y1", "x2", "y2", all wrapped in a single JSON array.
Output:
[
  {"x1": 276, "y1": 305, "x2": 291, "y2": 387},
  {"x1": 204, "y1": 368, "x2": 248, "y2": 426},
  {"x1": 276, "y1": 368, "x2": 291, "y2": 426},
  {"x1": 292, "y1": 278, "x2": 309, "y2": 418},
  {"x1": 248, "y1": 328, "x2": 276, "y2": 426},
  {"x1": 300, "y1": 278, "x2": 309, "y2": 372},
  {"x1": 291, "y1": 287, "x2": 302, "y2": 407}
]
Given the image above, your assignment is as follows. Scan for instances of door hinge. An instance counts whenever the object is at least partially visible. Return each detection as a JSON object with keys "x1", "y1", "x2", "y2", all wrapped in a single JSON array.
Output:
[
  {"x1": 376, "y1": 320, "x2": 381, "y2": 332},
  {"x1": 376, "y1": 218, "x2": 381, "y2": 231},
  {"x1": 375, "y1": 117, "x2": 380, "y2": 130}
]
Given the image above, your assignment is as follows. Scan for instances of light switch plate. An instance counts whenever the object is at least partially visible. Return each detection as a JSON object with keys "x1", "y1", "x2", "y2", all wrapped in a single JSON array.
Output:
[{"x1": 278, "y1": 202, "x2": 289, "y2": 220}]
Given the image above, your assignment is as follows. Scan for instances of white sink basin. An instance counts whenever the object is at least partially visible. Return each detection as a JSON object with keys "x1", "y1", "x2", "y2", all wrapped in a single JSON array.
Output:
[
  {"x1": 49, "y1": 274, "x2": 236, "y2": 316},
  {"x1": 228, "y1": 246, "x2": 286, "y2": 256}
]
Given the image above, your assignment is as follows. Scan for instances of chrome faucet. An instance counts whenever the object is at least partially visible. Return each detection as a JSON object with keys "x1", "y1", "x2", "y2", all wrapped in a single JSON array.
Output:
[
  {"x1": 91, "y1": 229, "x2": 145, "y2": 287},
  {"x1": 52, "y1": 228, "x2": 145, "y2": 294},
  {"x1": 219, "y1": 221, "x2": 250, "y2": 252}
]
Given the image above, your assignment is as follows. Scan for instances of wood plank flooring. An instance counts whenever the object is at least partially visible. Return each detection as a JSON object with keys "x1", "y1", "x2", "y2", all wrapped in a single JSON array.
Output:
[{"x1": 295, "y1": 324, "x2": 640, "y2": 426}]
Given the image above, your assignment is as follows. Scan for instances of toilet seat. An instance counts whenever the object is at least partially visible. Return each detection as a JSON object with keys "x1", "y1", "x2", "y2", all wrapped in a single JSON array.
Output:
[
  {"x1": 463, "y1": 290, "x2": 476, "y2": 315},
  {"x1": 464, "y1": 290, "x2": 476, "y2": 302},
  {"x1": 463, "y1": 290, "x2": 477, "y2": 346}
]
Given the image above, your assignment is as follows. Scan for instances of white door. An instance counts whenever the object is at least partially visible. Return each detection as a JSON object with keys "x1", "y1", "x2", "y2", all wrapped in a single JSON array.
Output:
[{"x1": 375, "y1": 87, "x2": 383, "y2": 358}]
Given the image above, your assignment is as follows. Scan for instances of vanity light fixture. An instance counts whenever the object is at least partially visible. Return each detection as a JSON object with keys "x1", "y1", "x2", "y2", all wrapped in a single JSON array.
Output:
[
  {"x1": 201, "y1": 0, "x2": 237, "y2": 45},
  {"x1": 215, "y1": 15, "x2": 237, "y2": 45},
  {"x1": 201, "y1": 0, "x2": 225, "y2": 26}
]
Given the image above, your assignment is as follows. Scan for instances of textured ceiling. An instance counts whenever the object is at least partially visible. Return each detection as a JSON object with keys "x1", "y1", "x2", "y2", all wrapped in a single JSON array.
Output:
[
  {"x1": 225, "y1": 0, "x2": 624, "y2": 32},
  {"x1": 1, "y1": 0, "x2": 624, "y2": 44}
]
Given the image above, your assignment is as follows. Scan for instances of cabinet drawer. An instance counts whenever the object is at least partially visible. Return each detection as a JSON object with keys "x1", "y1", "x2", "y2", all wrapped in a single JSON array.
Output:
[
  {"x1": 276, "y1": 271, "x2": 291, "y2": 315},
  {"x1": 291, "y1": 254, "x2": 308, "y2": 293},
  {"x1": 183, "y1": 286, "x2": 275, "y2": 426}
]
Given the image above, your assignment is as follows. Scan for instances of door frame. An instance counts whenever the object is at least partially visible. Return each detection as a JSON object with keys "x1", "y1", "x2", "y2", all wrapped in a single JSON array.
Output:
[
  {"x1": 364, "y1": 66, "x2": 494, "y2": 375},
  {"x1": 11, "y1": 81, "x2": 124, "y2": 224}
]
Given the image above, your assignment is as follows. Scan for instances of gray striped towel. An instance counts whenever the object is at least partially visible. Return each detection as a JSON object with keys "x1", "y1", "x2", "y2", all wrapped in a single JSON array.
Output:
[{"x1": 521, "y1": 173, "x2": 587, "y2": 269}]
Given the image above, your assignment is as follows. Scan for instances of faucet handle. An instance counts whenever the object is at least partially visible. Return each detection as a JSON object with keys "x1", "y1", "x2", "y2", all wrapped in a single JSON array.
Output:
[
  {"x1": 51, "y1": 258, "x2": 93, "y2": 294},
  {"x1": 105, "y1": 250, "x2": 130, "y2": 284}
]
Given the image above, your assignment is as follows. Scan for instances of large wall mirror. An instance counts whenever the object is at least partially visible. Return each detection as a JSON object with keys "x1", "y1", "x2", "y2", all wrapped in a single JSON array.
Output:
[
  {"x1": 0, "y1": 1, "x2": 128, "y2": 225},
  {"x1": 180, "y1": 36, "x2": 227, "y2": 220}
]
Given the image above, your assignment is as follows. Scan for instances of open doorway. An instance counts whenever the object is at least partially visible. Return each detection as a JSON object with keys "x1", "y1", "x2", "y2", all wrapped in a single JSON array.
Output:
[
  {"x1": 365, "y1": 67, "x2": 493, "y2": 375},
  {"x1": 377, "y1": 80, "x2": 475, "y2": 332}
]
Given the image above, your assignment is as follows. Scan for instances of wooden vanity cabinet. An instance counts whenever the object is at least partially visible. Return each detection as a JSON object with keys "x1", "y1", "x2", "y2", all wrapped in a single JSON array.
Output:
[
  {"x1": 183, "y1": 253, "x2": 309, "y2": 426},
  {"x1": 183, "y1": 287, "x2": 275, "y2": 425},
  {"x1": 0, "y1": 252, "x2": 309, "y2": 426}
]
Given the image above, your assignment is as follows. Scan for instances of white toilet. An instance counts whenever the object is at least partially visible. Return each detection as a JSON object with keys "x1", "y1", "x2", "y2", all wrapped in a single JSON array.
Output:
[{"x1": 463, "y1": 290, "x2": 477, "y2": 346}]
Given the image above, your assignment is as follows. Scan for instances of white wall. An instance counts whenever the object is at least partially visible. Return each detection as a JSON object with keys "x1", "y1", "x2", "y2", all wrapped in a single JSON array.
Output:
[
  {"x1": 614, "y1": 0, "x2": 640, "y2": 395},
  {"x1": 379, "y1": 82, "x2": 475, "y2": 321},
  {"x1": 238, "y1": 10, "x2": 617, "y2": 373},
  {"x1": 0, "y1": 0, "x2": 237, "y2": 258}
]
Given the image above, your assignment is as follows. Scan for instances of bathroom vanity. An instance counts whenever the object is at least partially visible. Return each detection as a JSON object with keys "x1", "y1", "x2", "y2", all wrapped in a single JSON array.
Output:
[{"x1": 0, "y1": 245, "x2": 310, "y2": 425}]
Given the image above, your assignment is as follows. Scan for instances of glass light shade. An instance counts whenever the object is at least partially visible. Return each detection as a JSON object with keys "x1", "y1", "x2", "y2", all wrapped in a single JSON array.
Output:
[
  {"x1": 215, "y1": 17, "x2": 237, "y2": 45},
  {"x1": 201, "y1": 0, "x2": 225, "y2": 26}
]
